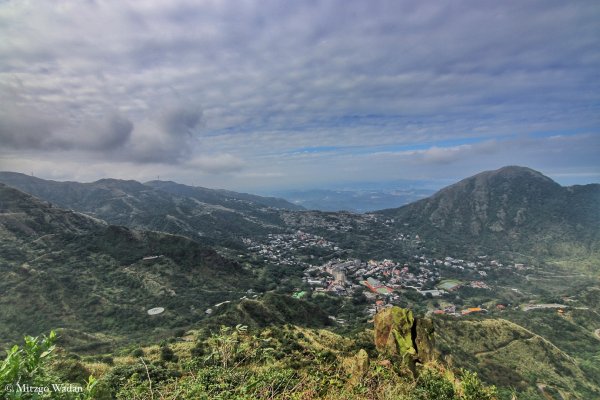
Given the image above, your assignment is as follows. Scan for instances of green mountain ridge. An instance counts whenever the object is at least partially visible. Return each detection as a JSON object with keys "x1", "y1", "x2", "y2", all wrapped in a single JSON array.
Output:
[
  {"x1": 145, "y1": 179, "x2": 304, "y2": 211},
  {"x1": 377, "y1": 166, "x2": 600, "y2": 263},
  {"x1": 0, "y1": 171, "x2": 301, "y2": 245},
  {"x1": 435, "y1": 316, "x2": 600, "y2": 399},
  {"x1": 3, "y1": 166, "x2": 598, "y2": 265}
]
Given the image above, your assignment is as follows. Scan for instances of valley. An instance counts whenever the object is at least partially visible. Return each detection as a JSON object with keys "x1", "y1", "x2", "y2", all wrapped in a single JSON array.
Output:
[
  {"x1": 1, "y1": 166, "x2": 599, "y2": 399},
  {"x1": 2, "y1": 1, "x2": 598, "y2": 397}
]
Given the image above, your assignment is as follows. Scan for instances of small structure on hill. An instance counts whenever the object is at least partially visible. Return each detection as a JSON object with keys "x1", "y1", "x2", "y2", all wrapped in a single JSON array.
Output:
[
  {"x1": 461, "y1": 307, "x2": 484, "y2": 315},
  {"x1": 147, "y1": 307, "x2": 165, "y2": 315}
]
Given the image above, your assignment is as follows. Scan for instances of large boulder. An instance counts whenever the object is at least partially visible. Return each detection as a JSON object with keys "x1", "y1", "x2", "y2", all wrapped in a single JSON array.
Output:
[
  {"x1": 373, "y1": 307, "x2": 437, "y2": 372},
  {"x1": 374, "y1": 307, "x2": 415, "y2": 361}
]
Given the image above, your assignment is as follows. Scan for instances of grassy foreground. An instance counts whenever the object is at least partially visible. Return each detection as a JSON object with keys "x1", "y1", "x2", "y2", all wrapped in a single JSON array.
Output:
[{"x1": 1, "y1": 324, "x2": 497, "y2": 400}]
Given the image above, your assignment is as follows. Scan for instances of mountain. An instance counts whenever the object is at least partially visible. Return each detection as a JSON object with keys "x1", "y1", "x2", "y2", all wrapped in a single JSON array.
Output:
[
  {"x1": 378, "y1": 166, "x2": 600, "y2": 261},
  {"x1": 274, "y1": 188, "x2": 433, "y2": 212},
  {"x1": 0, "y1": 172, "x2": 301, "y2": 245},
  {"x1": 0, "y1": 183, "x2": 258, "y2": 349},
  {"x1": 146, "y1": 180, "x2": 304, "y2": 211}
]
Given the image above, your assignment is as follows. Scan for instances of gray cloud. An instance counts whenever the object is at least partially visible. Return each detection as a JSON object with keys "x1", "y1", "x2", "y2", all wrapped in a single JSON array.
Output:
[
  {"x1": 0, "y1": 107, "x2": 59, "y2": 150},
  {"x1": 161, "y1": 106, "x2": 204, "y2": 137},
  {"x1": 0, "y1": 101, "x2": 133, "y2": 152},
  {"x1": 57, "y1": 113, "x2": 134, "y2": 151},
  {"x1": 120, "y1": 102, "x2": 205, "y2": 164},
  {"x1": 0, "y1": 0, "x2": 598, "y2": 187}
]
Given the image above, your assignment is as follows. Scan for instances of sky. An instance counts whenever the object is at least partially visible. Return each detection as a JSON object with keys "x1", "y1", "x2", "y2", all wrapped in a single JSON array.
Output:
[{"x1": 1, "y1": 0, "x2": 599, "y2": 192}]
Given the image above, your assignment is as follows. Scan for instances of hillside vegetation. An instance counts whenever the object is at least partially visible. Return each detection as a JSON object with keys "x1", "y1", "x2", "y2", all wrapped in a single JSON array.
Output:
[
  {"x1": 0, "y1": 184, "x2": 256, "y2": 349},
  {"x1": 1, "y1": 307, "x2": 499, "y2": 400},
  {"x1": 435, "y1": 317, "x2": 600, "y2": 399},
  {"x1": 0, "y1": 172, "x2": 301, "y2": 245}
]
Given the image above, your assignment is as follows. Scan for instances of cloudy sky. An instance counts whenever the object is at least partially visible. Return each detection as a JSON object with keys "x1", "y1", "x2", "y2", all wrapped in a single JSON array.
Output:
[{"x1": 1, "y1": 0, "x2": 599, "y2": 191}]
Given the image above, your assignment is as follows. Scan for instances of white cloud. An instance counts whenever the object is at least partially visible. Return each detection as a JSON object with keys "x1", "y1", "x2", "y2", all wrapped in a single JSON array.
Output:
[
  {"x1": 186, "y1": 154, "x2": 245, "y2": 174},
  {"x1": 0, "y1": 0, "x2": 598, "y2": 188}
]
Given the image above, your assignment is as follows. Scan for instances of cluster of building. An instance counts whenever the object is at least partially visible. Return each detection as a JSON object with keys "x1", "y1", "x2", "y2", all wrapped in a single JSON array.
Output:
[
  {"x1": 280, "y1": 211, "x2": 377, "y2": 233},
  {"x1": 243, "y1": 229, "x2": 530, "y2": 319},
  {"x1": 302, "y1": 258, "x2": 441, "y2": 295},
  {"x1": 242, "y1": 231, "x2": 340, "y2": 265}
]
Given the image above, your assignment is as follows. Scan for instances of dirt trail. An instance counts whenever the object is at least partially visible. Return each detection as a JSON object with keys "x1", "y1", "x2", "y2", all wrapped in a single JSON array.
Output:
[
  {"x1": 595, "y1": 329, "x2": 600, "y2": 340},
  {"x1": 472, "y1": 338, "x2": 524, "y2": 357}
]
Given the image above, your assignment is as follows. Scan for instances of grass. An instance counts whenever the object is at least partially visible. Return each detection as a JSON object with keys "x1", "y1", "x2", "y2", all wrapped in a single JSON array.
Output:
[
  {"x1": 434, "y1": 315, "x2": 600, "y2": 399},
  {"x1": 438, "y1": 280, "x2": 462, "y2": 291}
]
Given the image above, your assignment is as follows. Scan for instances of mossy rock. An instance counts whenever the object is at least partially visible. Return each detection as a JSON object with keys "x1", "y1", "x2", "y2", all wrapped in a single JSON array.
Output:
[
  {"x1": 374, "y1": 307, "x2": 438, "y2": 374},
  {"x1": 374, "y1": 307, "x2": 416, "y2": 362}
]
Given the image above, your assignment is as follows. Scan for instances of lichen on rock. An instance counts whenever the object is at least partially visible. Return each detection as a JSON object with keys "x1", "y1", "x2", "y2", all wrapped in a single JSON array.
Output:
[{"x1": 374, "y1": 306, "x2": 437, "y2": 374}]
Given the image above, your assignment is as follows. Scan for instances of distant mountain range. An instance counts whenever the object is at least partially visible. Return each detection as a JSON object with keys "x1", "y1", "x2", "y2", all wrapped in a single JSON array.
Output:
[
  {"x1": 2, "y1": 166, "x2": 598, "y2": 262},
  {"x1": 273, "y1": 188, "x2": 434, "y2": 212}
]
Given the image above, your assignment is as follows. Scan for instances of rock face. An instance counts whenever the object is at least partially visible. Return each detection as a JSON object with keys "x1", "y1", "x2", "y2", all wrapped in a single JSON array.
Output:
[
  {"x1": 415, "y1": 318, "x2": 436, "y2": 364},
  {"x1": 346, "y1": 349, "x2": 370, "y2": 387},
  {"x1": 374, "y1": 307, "x2": 415, "y2": 359},
  {"x1": 374, "y1": 307, "x2": 436, "y2": 372}
]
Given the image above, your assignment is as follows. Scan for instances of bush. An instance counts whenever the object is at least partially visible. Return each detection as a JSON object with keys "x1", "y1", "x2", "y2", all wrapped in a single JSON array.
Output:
[
  {"x1": 415, "y1": 368, "x2": 455, "y2": 400},
  {"x1": 52, "y1": 358, "x2": 91, "y2": 384},
  {"x1": 0, "y1": 331, "x2": 98, "y2": 399},
  {"x1": 173, "y1": 329, "x2": 186, "y2": 338},
  {"x1": 460, "y1": 369, "x2": 497, "y2": 400},
  {"x1": 100, "y1": 356, "x2": 114, "y2": 365},
  {"x1": 130, "y1": 348, "x2": 144, "y2": 358},
  {"x1": 160, "y1": 345, "x2": 178, "y2": 363}
]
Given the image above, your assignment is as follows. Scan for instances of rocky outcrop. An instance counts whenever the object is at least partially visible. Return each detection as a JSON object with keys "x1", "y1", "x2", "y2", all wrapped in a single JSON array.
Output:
[
  {"x1": 415, "y1": 318, "x2": 436, "y2": 363},
  {"x1": 374, "y1": 307, "x2": 437, "y2": 373},
  {"x1": 345, "y1": 349, "x2": 370, "y2": 387}
]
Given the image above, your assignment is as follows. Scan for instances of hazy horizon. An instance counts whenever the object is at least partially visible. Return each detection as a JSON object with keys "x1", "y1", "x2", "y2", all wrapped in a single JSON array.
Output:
[
  {"x1": 1, "y1": 1, "x2": 599, "y2": 192},
  {"x1": 1, "y1": 165, "x2": 597, "y2": 198}
]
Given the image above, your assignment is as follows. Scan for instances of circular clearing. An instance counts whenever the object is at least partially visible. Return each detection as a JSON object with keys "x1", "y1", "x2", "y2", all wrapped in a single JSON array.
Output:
[{"x1": 147, "y1": 307, "x2": 165, "y2": 315}]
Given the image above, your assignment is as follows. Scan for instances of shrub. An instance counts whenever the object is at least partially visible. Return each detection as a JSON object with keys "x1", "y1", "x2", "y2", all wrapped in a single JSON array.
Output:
[
  {"x1": 160, "y1": 345, "x2": 178, "y2": 363},
  {"x1": 0, "y1": 331, "x2": 98, "y2": 399},
  {"x1": 173, "y1": 328, "x2": 186, "y2": 338},
  {"x1": 131, "y1": 348, "x2": 144, "y2": 358},
  {"x1": 460, "y1": 369, "x2": 497, "y2": 400},
  {"x1": 415, "y1": 368, "x2": 455, "y2": 400}
]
